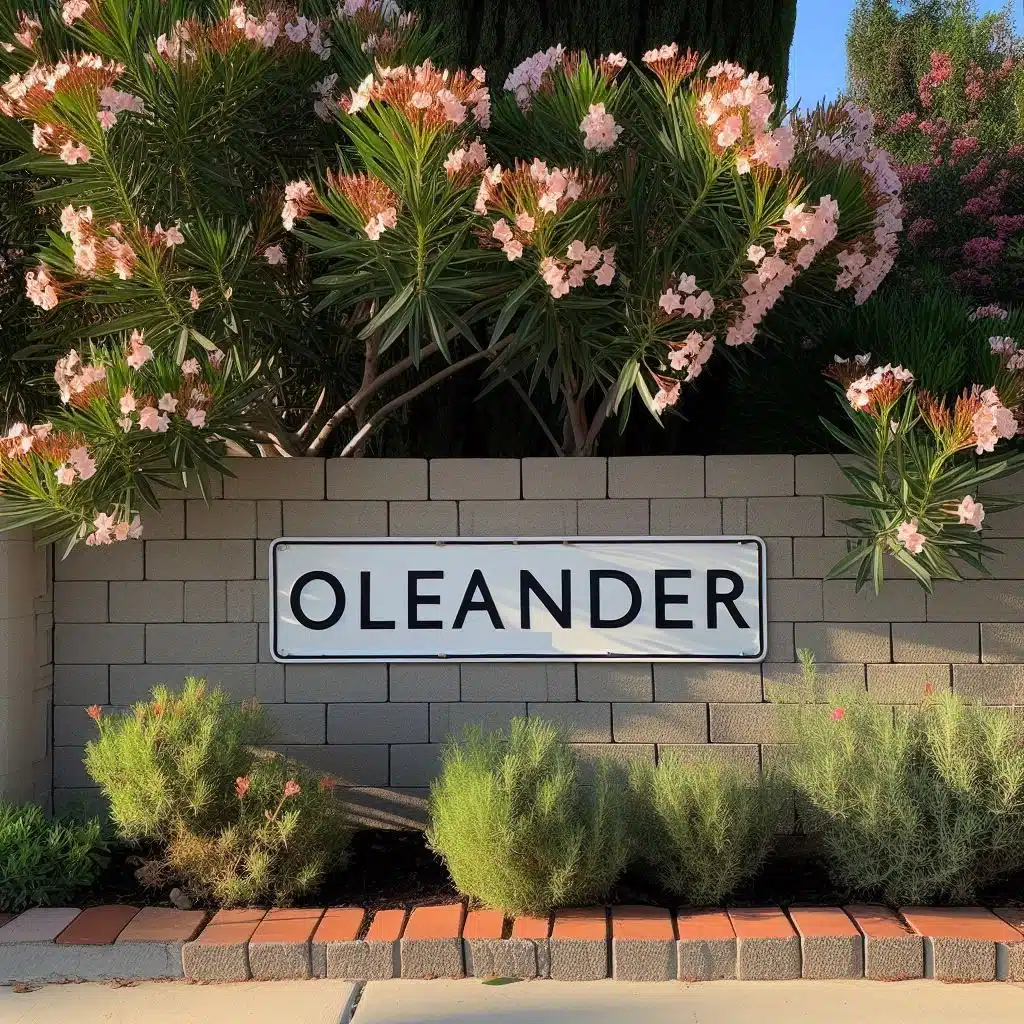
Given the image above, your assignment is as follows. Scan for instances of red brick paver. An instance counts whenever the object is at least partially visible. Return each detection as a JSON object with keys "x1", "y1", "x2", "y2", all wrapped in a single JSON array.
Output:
[
  {"x1": 611, "y1": 906, "x2": 674, "y2": 940},
  {"x1": 901, "y1": 906, "x2": 1020, "y2": 942},
  {"x1": 56, "y1": 905, "x2": 139, "y2": 945},
  {"x1": 845, "y1": 905, "x2": 914, "y2": 940},
  {"x1": 551, "y1": 907, "x2": 608, "y2": 940},
  {"x1": 676, "y1": 908, "x2": 735, "y2": 941},
  {"x1": 116, "y1": 907, "x2": 207, "y2": 944},
  {"x1": 728, "y1": 907, "x2": 796, "y2": 939},
  {"x1": 251, "y1": 907, "x2": 324, "y2": 945},
  {"x1": 313, "y1": 907, "x2": 366, "y2": 943},
  {"x1": 193, "y1": 908, "x2": 266, "y2": 945},
  {"x1": 403, "y1": 903, "x2": 465, "y2": 940},
  {"x1": 365, "y1": 908, "x2": 407, "y2": 942},
  {"x1": 0, "y1": 908, "x2": 81, "y2": 943},
  {"x1": 463, "y1": 909, "x2": 504, "y2": 941},
  {"x1": 511, "y1": 914, "x2": 550, "y2": 940},
  {"x1": 788, "y1": 906, "x2": 859, "y2": 938}
]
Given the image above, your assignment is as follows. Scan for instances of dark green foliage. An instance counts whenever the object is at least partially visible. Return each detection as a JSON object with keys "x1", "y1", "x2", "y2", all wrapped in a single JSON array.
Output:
[
  {"x1": 408, "y1": 0, "x2": 798, "y2": 96},
  {"x1": 0, "y1": 802, "x2": 108, "y2": 913}
]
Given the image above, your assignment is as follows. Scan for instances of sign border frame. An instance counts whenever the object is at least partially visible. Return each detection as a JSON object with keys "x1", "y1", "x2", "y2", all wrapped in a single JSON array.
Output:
[{"x1": 269, "y1": 535, "x2": 768, "y2": 664}]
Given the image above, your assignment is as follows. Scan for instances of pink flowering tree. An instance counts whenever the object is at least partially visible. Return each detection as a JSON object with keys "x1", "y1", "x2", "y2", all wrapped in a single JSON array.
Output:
[
  {"x1": 479, "y1": 46, "x2": 903, "y2": 452},
  {"x1": 822, "y1": 346, "x2": 1024, "y2": 592}
]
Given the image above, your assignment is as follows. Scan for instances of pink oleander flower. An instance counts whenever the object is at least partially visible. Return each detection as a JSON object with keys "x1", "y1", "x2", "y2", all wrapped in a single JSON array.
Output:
[
  {"x1": 59, "y1": 140, "x2": 91, "y2": 165},
  {"x1": 504, "y1": 45, "x2": 566, "y2": 109},
  {"x1": 831, "y1": 707, "x2": 846, "y2": 721},
  {"x1": 652, "y1": 376, "x2": 681, "y2": 412},
  {"x1": 189, "y1": 286, "x2": 201, "y2": 310},
  {"x1": 747, "y1": 244, "x2": 766, "y2": 265},
  {"x1": 503, "y1": 239, "x2": 523, "y2": 260},
  {"x1": 659, "y1": 289, "x2": 682, "y2": 315},
  {"x1": 281, "y1": 179, "x2": 316, "y2": 230},
  {"x1": 579, "y1": 102, "x2": 622, "y2": 152},
  {"x1": 492, "y1": 218, "x2": 513, "y2": 243},
  {"x1": 962, "y1": 235, "x2": 1004, "y2": 267},
  {"x1": 843, "y1": 364, "x2": 913, "y2": 414},
  {"x1": 55, "y1": 465, "x2": 76, "y2": 486},
  {"x1": 138, "y1": 406, "x2": 170, "y2": 433},
  {"x1": 970, "y1": 304, "x2": 1009, "y2": 322},
  {"x1": 264, "y1": 244, "x2": 285, "y2": 265},
  {"x1": 668, "y1": 330, "x2": 714, "y2": 382},
  {"x1": 126, "y1": 329, "x2": 153, "y2": 369},
  {"x1": 68, "y1": 445, "x2": 96, "y2": 480},
  {"x1": 972, "y1": 387, "x2": 1018, "y2": 453},
  {"x1": 235, "y1": 776, "x2": 251, "y2": 799},
  {"x1": 119, "y1": 389, "x2": 137, "y2": 414},
  {"x1": 181, "y1": 358, "x2": 200, "y2": 376},
  {"x1": 896, "y1": 519, "x2": 926, "y2": 555},
  {"x1": 956, "y1": 495, "x2": 985, "y2": 530},
  {"x1": 283, "y1": 779, "x2": 301, "y2": 799},
  {"x1": 25, "y1": 266, "x2": 59, "y2": 310},
  {"x1": 158, "y1": 392, "x2": 178, "y2": 413},
  {"x1": 594, "y1": 262, "x2": 615, "y2": 286},
  {"x1": 160, "y1": 224, "x2": 184, "y2": 247},
  {"x1": 97, "y1": 110, "x2": 117, "y2": 130},
  {"x1": 515, "y1": 212, "x2": 535, "y2": 232},
  {"x1": 12, "y1": 11, "x2": 42, "y2": 48},
  {"x1": 61, "y1": 0, "x2": 89, "y2": 26},
  {"x1": 185, "y1": 407, "x2": 207, "y2": 428}
]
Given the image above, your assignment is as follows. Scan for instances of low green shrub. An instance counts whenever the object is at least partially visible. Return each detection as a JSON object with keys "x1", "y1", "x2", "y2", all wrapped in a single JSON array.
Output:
[
  {"x1": 426, "y1": 717, "x2": 633, "y2": 916},
  {"x1": 84, "y1": 677, "x2": 351, "y2": 906},
  {"x1": 629, "y1": 754, "x2": 784, "y2": 904},
  {"x1": 0, "y1": 802, "x2": 107, "y2": 913},
  {"x1": 775, "y1": 651, "x2": 1024, "y2": 905}
]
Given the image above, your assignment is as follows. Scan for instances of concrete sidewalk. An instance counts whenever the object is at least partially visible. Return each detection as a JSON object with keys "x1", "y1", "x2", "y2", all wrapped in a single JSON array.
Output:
[{"x1": 352, "y1": 979, "x2": 1024, "y2": 1024}]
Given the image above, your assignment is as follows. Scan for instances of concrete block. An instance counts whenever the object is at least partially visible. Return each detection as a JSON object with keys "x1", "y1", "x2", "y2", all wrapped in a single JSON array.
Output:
[
  {"x1": 825, "y1": 580, "x2": 927, "y2": 621},
  {"x1": 795, "y1": 454, "x2": 854, "y2": 495},
  {"x1": 109, "y1": 582, "x2": 183, "y2": 623},
  {"x1": 658, "y1": 743, "x2": 760, "y2": 773},
  {"x1": 577, "y1": 663, "x2": 652, "y2": 701},
  {"x1": 982, "y1": 622, "x2": 1024, "y2": 663},
  {"x1": 901, "y1": 906, "x2": 1017, "y2": 982},
  {"x1": 285, "y1": 744, "x2": 388, "y2": 786},
  {"x1": 794, "y1": 623, "x2": 890, "y2": 663},
  {"x1": 0, "y1": 939, "x2": 184, "y2": 984},
  {"x1": 767, "y1": 622, "x2": 796, "y2": 663},
  {"x1": 569, "y1": 743, "x2": 655, "y2": 776},
  {"x1": 54, "y1": 543, "x2": 143, "y2": 581},
  {"x1": 389, "y1": 744, "x2": 442, "y2": 787},
  {"x1": 992, "y1": 908, "x2": 1024, "y2": 981},
  {"x1": 55, "y1": 624, "x2": 144, "y2": 664},
  {"x1": 328, "y1": 703, "x2": 428, "y2": 743},
  {"x1": 762, "y1": 537, "x2": 793, "y2": 577},
  {"x1": 762, "y1": 661, "x2": 866, "y2": 701},
  {"x1": 282, "y1": 501, "x2": 387, "y2": 536},
  {"x1": 141, "y1": 501, "x2": 185, "y2": 540},
  {"x1": 952, "y1": 664, "x2": 1024, "y2": 704},
  {"x1": 845, "y1": 905, "x2": 923, "y2": 981},
  {"x1": 181, "y1": 908, "x2": 265, "y2": 982},
  {"x1": 793, "y1": 537, "x2": 857, "y2": 578},
  {"x1": 227, "y1": 581, "x2": 261, "y2": 622},
  {"x1": 611, "y1": 906, "x2": 675, "y2": 981},
  {"x1": 608, "y1": 457, "x2": 704, "y2": 498},
  {"x1": 285, "y1": 664, "x2": 387, "y2": 703},
  {"x1": 465, "y1": 938, "x2": 538, "y2": 979},
  {"x1": 747, "y1": 497, "x2": 822, "y2": 536},
  {"x1": 528, "y1": 702, "x2": 611, "y2": 742},
  {"x1": 53, "y1": 746, "x2": 92, "y2": 788},
  {"x1": 151, "y1": 473, "x2": 223, "y2": 502},
  {"x1": 54, "y1": 582, "x2": 108, "y2": 623},
  {"x1": 53, "y1": 665, "x2": 108, "y2": 706},
  {"x1": 511, "y1": 916, "x2": 551, "y2": 978},
  {"x1": 927, "y1": 581, "x2": 1024, "y2": 621},
  {"x1": 146, "y1": 540, "x2": 254, "y2": 580},
  {"x1": 184, "y1": 581, "x2": 227, "y2": 622},
  {"x1": 223, "y1": 457, "x2": 324, "y2": 499},
  {"x1": 707, "y1": 455, "x2": 793, "y2": 496},
  {"x1": 325, "y1": 909, "x2": 404, "y2": 980},
  {"x1": 788, "y1": 906, "x2": 863, "y2": 979},
  {"x1": 578, "y1": 499, "x2": 649, "y2": 535},
  {"x1": 612, "y1": 703, "x2": 707, "y2": 743},
  {"x1": 257, "y1": 500, "x2": 282, "y2": 538},
  {"x1": 461, "y1": 663, "x2": 575, "y2": 702},
  {"x1": 401, "y1": 904, "x2": 465, "y2": 979},
  {"x1": 709, "y1": 703, "x2": 781, "y2": 743},
  {"x1": 676, "y1": 909, "x2": 736, "y2": 981},
  {"x1": 431, "y1": 458, "x2": 520, "y2": 499},
  {"x1": 53, "y1": 706, "x2": 125, "y2": 745},
  {"x1": 458, "y1": 500, "x2": 577, "y2": 537},
  {"x1": 248, "y1": 908, "x2": 323, "y2": 980},
  {"x1": 328, "y1": 458, "x2": 428, "y2": 500},
  {"x1": 523, "y1": 458, "x2": 606, "y2": 499},
  {"x1": 145, "y1": 623, "x2": 257, "y2": 663},
  {"x1": 109, "y1": 664, "x2": 283, "y2": 705},
  {"x1": 430, "y1": 702, "x2": 525, "y2": 741},
  {"x1": 549, "y1": 908, "x2": 608, "y2": 981},
  {"x1": 389, "y1": 501, "x2": 457, "y2": 537},
  {"x1": 265, "y1": 703, "x2": 326, "y2": 744},
  {"x1": 868, "y1": 664, "x2": 950, "y2": 702},
  {"x1": 654, "y1": 664, "x2": 761, "y2": 702},
  {"x1": 767, "y1": 580, "x2": 823, "y2": 621},
  {"x1": 728, "y1": 907, "x2": 800, "y2": 980},
  {"x1": 389, "y1": 664, "x2": 460, "y2": 702},
  {"x1": 186, "y1": 500, "x2": 257, "y2": 539},
  {"x1": 649, "y1": 498, "x2": 722, "y2": 534},
  {"x1": 310, "y1": 908, "x2": 363, "y2": 977},
  {"x1": 722, "y1": 498, "x2": 746, "y2": 533}
]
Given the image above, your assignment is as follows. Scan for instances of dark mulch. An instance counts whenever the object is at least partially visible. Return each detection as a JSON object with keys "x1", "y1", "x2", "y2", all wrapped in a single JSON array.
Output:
[{"x1": 78, "y1": 828, "x2": 1024, "y2": 913}]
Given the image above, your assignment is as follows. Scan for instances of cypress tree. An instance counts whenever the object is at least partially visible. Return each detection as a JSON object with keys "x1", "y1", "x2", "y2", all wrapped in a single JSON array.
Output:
[{"x1": 407, "y1": 0, "x2": 798, "y2": 97}]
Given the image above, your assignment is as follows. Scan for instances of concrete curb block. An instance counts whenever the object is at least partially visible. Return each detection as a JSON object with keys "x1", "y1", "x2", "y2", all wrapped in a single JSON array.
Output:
[
  {"x1": 729, "y1": 908, "x2": 801, "y2": 981},
  {"x1": 676, "y1": 909, "x2": 736, "y2": 981},
  {"x1": 549, "y1": 909, "x2": 608, "y2": 981},
  {"x1": 0, "y1": 941, "x2": 183, "y2": 985},
  {"x1": 788, "y1": 907, "x2": 864, "y2": 979},
  {"x1": 611, "y1": 907, "x2": 676, "y2": 982},
  {"x1": 400, "y1": 904, "x2": 466, "y2": 979},
  {"x1": 464, "y1": 938, "x2": 539, "y2": 979}
]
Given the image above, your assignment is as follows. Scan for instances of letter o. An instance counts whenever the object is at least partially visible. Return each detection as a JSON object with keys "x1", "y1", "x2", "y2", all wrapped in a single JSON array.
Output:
[{"x1": 290, "y1": 571, "x2": 345, "y2": 631}]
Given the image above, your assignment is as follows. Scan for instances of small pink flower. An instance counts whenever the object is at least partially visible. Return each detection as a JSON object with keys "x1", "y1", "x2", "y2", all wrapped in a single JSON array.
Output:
[
  {"x1": 86, "y1": 704, "x2": 102, "y2": 721},
  {"x1": 956, "y1": 495, "x2": 985, "y2": 530},
  {"x1": 410, "y1": 90, "x2": 432, "y2": 109},
  {"x1": 68, "y1": 446, "x2": 96, "y2": 480},
  {"x1": 566, "y1": 240, "x2": 587, "y2": 262},
  {"x1": 119, "y1": 389, "x2": 137, "y2": 414},
  {"x1": 126, "y1": 329, "x2": 153, "y2": 369},
  {"x1": 747, "y1": 245, "x2": 766, "y2": 265},
  {"x1": 659, "y1": 289, "x2": 682, "y2": 315},
  {"x1": 189, "y1": 287, "x2": 201, "y2": 310},
  {"x1": 185, "y1": 407, "x2": 206, "y2": 428},
  {"x1": 59, "y1": 140, "x2": 91, "y2": 165},
  {"x1": 163, "y1": 224, "x2": 184, "y2": 247},
  {"x1": 264, "y1": 245, "x2": 286, "y2": 265},
  {"x1": 181, "y1": 358, "x2": 200, "y2": 377},
  {"x1": 97, "y1": 110, "x2": 117, "y2": 131},
  {"x1": 594, "y1": 263, "x2": 615, "y2": 286},
  {"x1": 503, "y1": 239, "x2": 523, "y2": 261},
  {"x1": 491, "y1": 218, "x2": 513, "y2": 243},
  {"x1": 515, "y1": 212, "x2": 535, "y2": 232},
  {"x1": 283, "y1": 779, "x2": 301, "y2": 799},
  {"x1": 831, "y1": 707, "x2": 846, "y2": 721},
  {"x1": 896, "y1": 519, "x2": 926, "y2": 555},
  {"x1": 319, "y1": 776, "x2": 338, "y2": 791},
  {"x1": 158, "y1": 392, "x2": 178, "y2": 413},
  {"x1": 55, "y1": 465, "x2": 76, "y2": 486},
  {"x1": 235, "y1": 776, "x2": 251, "y2": 799},
  {"x1": 138, "y1": 406, "x2": 170, "y2": 433}
]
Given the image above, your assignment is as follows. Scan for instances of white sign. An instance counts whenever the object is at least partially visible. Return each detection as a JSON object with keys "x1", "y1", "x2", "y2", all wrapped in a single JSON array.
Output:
[{"x1": 270, "y1": 537, "x2": 766, "y2": 663}]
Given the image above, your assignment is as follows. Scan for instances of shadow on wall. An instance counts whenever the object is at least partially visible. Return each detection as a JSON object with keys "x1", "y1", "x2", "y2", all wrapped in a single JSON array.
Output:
[{"x1": 340, "y1": 787, "x2": 428, "y2": 830}]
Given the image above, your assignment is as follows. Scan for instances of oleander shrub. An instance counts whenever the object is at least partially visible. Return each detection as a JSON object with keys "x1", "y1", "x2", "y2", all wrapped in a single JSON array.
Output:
[
  {"x1": 426, "y1": 717, "x2": 633, "y2": 915},
  {"x1": 84, "y1": 677, "x2": 351, "y2": 905},
  {"x1": 629, "y1": 753, "x2": 784, "y2": 904},
  {"x1": 774, "y1": 650, "x2": 1024, "y2": 905},
  {"x1": 0, "y1": 801, "x2": 108, "y2": 913}
]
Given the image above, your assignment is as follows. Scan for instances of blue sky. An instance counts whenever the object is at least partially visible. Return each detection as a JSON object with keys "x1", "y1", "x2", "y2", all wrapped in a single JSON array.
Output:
[{"x1": 788, "y1": 0, "x2": 1022, "y2": 107}]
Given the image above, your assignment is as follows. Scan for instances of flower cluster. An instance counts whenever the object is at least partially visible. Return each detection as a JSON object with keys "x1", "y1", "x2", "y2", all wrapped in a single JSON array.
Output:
[
  {"x1": 344, "y1": 61, "x2": 490, "y2": 131},
  {"x1": 694, "y1": 61, "x2": 794, "y2": 173},
  {"x1": 443, "y1": 138, "x2": 488, "y2": 184},
  {"x1": 658, "y1": 273, "x2": 714, "y2": 320},
  {"x1": 1, "y1": 11, "x2": 42, "y2": 52},
  {"x1": 579, "y1": 103, "x2": 621, "y2": 152},
  {"x1": 726, "y1": 197, "x2": 839, "y2": 347},
  {"x1": 58, "y1": 205, "x2": 140, "y2": 281},
  {"x1": 812, "y1": 104, "x2": 902, "y2": 303},
  {"x1": 971, "y1": 386, "x2": 1019, "y2": 453},
  {"x1": 340, "y1": 0, "x2": 418, "y2": 63},
  {"x1": 971, "y1": 303, "x2": 1009, "y2": 321},
  {"x1": 538, "y1": 239, "x2": 616, "y2": 297},
  {"x1": 831, "y1": 361, "x2": 913, "y2": 415},
  {"x1": 25, "y1": 266, "x2": 59, "y2": 310},
  {"x1": 896, "y1": 519, "x2": 926, "y2": 555},
  {"x1": 54, "y1": 349, "x2": 107, "y2": 405},
  {"x1": 503, "y1": 45, "x2": 566, "y2": 110},
  {"x1": 917, "y1": 50, "x2": 953, "y2": 109},
  {"x1": 641, "y1": 42, "x2": 699, "y2": 95},
  {"x1": 280, "y1": 180, "x2": 322, "y2": 231},
  {"x1": 85, "y1": 511, "x2": 143, "y2": 546},
  {"x1": 667, "y1": 330, "x2": 714, "y2": 383},
  {"x1": 325, "y1": 172, "x2": 400, "y2": 239},
  {"x1": 475, "y1": 158, "x2": 598, "y2": 221}
]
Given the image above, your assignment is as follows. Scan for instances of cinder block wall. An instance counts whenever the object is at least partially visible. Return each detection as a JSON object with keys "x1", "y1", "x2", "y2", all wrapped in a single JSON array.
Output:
[
  {"x1": 0, "y1": 528, "x2": 54, "y2": 808},
  {"x1": 50, "y1": 457, "x2": 1024, "y2": 824}
]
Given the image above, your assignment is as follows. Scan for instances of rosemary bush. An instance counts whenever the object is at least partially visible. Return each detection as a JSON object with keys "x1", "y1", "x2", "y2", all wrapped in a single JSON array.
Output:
[
  {"x1": 84, "y1": 677, "x2": 351, "y2": 905},
  {"x1": 629, "y1": 752, "x2": 783, "y2": 903},
  {"x1": 426, "y1": 717, "x2": 633, "y2": 915},
  {"x1": 775, "y1": 651, "x2": 1024, "y2": 905},
  {"x1": 0, "y1": 801, "x2": 108, "y2": 912}
]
